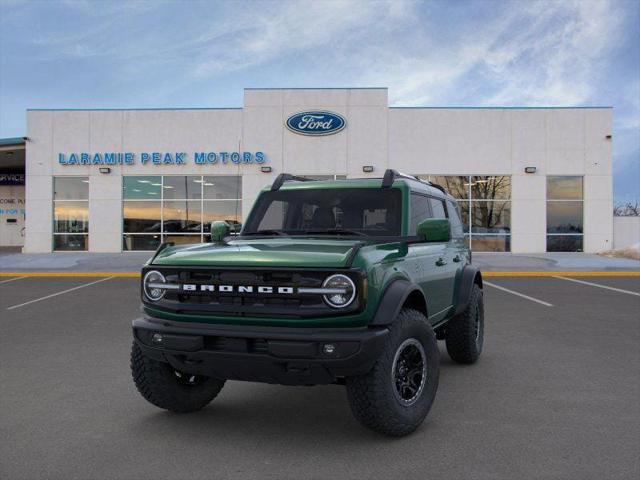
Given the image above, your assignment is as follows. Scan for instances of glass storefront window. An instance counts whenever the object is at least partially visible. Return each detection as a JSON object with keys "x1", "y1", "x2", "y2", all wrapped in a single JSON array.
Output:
[
  {"x1": 423, "y1": 176, "x2": 468, "y2": 199},
  {"x1": 162, "y1": 176, "x2": 202, "y2": 200},
  {"x1": 123, "y1": 176, "x2": 161, "y2": 199},
  {"x1": 123, "y1": 234, "x2": 161, "y2": 251},
  {"x1": 122, "y1": 176, "x2": 242, "y2": 249},
  {"x1": 416, "y1": 175, "x2": 511, "y2": 251},
  {"x1": 54, "y1": 234, "x2": 88, "y2": 251},
  {"x1": 471, "y1": 201, "x2": 511, "y2": 234},
  {"x1": 547, "y1": 176, "x2": 583, "y2": 200},
  {"x1": 53, "y1": 176, "x2": 89, "y2": 251},
  {"x1": 471, "y1": 235, "x2": 511, "y2": 252},
  {"x1": 162, "y1": 200, "x2": 202, "y2": 233},
  {"x1": 54, "y1": 177, "x2": 89, "y2": 200},
  {"x1": 547, "y1": 235, "x2": 583, "y2": 252},
  {"x1": 54, "y1": 202, "x2": 89, "y2": 233},
  {"x1": 203, "y1": 176, "x2": 243, "y2": 199},
  {"x1": 470, "y1": 176, "x2": 511, "y2": 200},
  {"x1": 203, "y1": 201, "x2": 242, "y2": 232},
  {"x1": 123, "y1": 201, "x2": 161, "y2": 232},
  {"x1": 546, "y1": 176, "x2": 583, "y2": 251},
  {"x1": 546, "y1": 201, "x2": 583, "y2": 233},
  {"x1": 163, "y1": 234, "x2": 203, "y2": 245}
]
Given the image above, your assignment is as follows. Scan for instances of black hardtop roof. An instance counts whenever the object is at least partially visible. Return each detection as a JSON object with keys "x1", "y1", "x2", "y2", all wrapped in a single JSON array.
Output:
[{"x1": 270, "y1": 169, "x2": 453, "y2": 199}]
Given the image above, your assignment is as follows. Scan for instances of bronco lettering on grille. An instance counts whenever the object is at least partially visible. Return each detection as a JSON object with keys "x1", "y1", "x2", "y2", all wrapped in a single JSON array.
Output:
[{"x1": 181, "y1": 284, "x2": 295, "y2": 294}]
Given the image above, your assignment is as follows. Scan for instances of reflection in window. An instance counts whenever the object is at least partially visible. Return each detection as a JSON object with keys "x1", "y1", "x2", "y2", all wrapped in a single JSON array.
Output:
[
  {"x1": 54, "y1": 177, "x2": 89, "y2": 200},
  {"x1": 546, "y1": 202, "x2": 583, "y2": 233},
  {"x1": 547, "y1": 176, "x2": 583, "y2": 200},
  {"x1": 471, "y1": 176, "x2": 511, "y2": 200},
  {"x1": 123, "y1": 201, "x2": 161, "y2": 232},
  {"x1": 203, "y1": 176, "x2": 243, "y2": 199},
  {"x1": 122, "y1": 176, "x2": 242, "y2": 249},
  {"x1": 546, "y1": 176, "x2": 583, "y2": 251},
  {"x1": 123, "y1": 176, "x2": 161, "y2": 199},
  {"x1": 423, "y1": 176, "x2": 468, "y2": 199},
  {"x1": 123, "y1": 234, "x2": 161, "y2": 251},
  {"x1": 163, "y1": 200, "x2": 202, "y2": 233},
  {"x1": 54, "y1": 235, "x2": 87, "y2": 251},
  {"x1": 410, "y1": 194, "x2": 432, "y2": 235},
  {"x1": 416, "y1": 175, "x2": 511, "y2": 251},
  {"x1": 471, "y1": 235, "x2": 511, "y2": 252},
  {"x1": 54, "y1": 202, "x2": 89, "y2": 233},
  {"x1": 53, "y1": 177, "x2": 89, "y2": 251},
  {"x1": 203, "y1": 201, "x2": 241, "y2": 230},
  {"x1": 162, "y1": 176, "x2": 202, "y2": 200},
  {"x1": 547, "y1": 235, "x2": 583, "y2": 252},
  {"x1": 471, "y1": 201, "x2": 511, "y2": 233}
]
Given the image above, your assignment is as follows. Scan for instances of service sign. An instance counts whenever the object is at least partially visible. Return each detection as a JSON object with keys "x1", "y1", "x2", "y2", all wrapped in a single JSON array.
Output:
[
  {"x1": 0, "y1": 173, "x2": 25, "y2": 185},
  {"x1": 286, "y1": 111, "x2": 346, "y2": 136}
]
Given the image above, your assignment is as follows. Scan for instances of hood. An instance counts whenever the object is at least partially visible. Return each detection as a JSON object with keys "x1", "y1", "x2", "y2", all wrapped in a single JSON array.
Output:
[{"x1": 151, "y1": 237, "x2": 363, "y2": 268}]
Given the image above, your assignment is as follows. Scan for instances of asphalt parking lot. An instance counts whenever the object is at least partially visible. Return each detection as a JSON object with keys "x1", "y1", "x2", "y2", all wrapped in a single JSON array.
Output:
[{"x1": 1, "y1": 274, "x2": 639, "y2": 480}]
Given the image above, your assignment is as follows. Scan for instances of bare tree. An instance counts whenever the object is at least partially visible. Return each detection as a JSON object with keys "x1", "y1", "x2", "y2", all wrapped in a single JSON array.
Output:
[{"x1": 614, "y1": 201, "x2": 639, "y2": 216}]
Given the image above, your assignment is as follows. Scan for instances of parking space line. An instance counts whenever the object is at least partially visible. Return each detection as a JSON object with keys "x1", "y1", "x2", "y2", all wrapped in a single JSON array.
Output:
[
  {"x1": 554, "y1": 276, "x2": 640, "y2": 297},
  {"x1": 0, "y1": 276, "x2": 26, "y2": 284},
  {"x1": 6, "y1": 277, "x2": 114, "y2": 311},
  {"x1": 484, "y1": 281, "x2": 554, "y2": 307}
]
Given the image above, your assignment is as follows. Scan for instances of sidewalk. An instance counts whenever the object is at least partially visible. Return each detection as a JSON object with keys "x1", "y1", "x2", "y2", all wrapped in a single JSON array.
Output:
[{"x1": 0, "y1": 250, "x2": 638, "y2": 273}]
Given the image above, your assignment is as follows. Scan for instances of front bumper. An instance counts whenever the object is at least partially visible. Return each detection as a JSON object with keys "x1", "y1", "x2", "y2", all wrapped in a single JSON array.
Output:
[{"x1": 132, "y1": 316, "x2": 389, "y2": 386}]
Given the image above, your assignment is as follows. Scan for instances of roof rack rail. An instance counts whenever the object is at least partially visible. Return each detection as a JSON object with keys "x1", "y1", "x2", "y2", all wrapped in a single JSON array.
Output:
[
  {"x1": 271, "y1": 173, "x2": 314, "y2": 191},
  {"x1": 381, "y1": 169, "x2": 421, "y2": 188},
  {"x1": 428, "y1": 182, "x2": 446, "y2": 194}
]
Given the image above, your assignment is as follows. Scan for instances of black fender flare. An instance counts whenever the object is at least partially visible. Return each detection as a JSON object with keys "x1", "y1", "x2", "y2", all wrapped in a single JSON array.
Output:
[
  {"x1": 370, "y1": 279, "x2": 427, "y2": 326},
  {"x1": 453, "y1": 265, "x2": 483, "y2": 316}
]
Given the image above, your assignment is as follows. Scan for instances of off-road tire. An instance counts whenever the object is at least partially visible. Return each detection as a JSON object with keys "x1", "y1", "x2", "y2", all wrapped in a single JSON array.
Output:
[
  {"x1": 445, "y1": 283, "x2": 484, "y2": 364},
  {"x1": 131, "y1": 342, "x2": 225, "y2": 413},
  {"x1": 345, "y1": 309, "x2": 439, "y2": 436}
]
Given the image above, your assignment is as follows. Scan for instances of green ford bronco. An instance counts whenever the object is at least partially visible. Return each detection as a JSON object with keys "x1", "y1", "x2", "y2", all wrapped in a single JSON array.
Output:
[{"x1": 131, "y1": 170, "x2": 484, "y2": 436}]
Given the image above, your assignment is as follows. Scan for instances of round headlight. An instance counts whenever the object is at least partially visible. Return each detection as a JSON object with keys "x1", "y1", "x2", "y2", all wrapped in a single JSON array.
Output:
[
  {"x1": 322, "y1": 274, "x2": 356, "y2": 308},
  {"x1": 143, "y1": 270, "x2": 166, "y2": 302}
]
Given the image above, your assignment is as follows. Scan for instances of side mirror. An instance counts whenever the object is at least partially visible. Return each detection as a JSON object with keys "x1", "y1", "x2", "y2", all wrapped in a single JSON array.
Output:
[
  {"x1": 416, "y1": 218, "x2": 451, "y2": 242},
  {"x1": 210, "y1": 221, "x2": 230, "y2": 243}
]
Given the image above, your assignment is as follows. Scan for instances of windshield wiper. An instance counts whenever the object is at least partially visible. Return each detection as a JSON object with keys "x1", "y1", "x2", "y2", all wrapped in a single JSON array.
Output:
[
  {"x1": 244, "y1": 229, "x2": 288, "y2": 236},
  {"x1": 303, "y1": 229, "x2": 367, "y2": 237}
]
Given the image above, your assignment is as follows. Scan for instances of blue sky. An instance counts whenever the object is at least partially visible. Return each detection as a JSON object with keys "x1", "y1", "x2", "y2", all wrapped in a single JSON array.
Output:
[{"x1": 1, "y1": 0, "x2": 638, "y2": 202}]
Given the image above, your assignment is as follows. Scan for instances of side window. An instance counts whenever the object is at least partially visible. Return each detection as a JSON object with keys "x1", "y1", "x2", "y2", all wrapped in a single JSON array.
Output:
[
  {"x1": 430, "y1": 198, "x2": 447, "y2": 219},
  {"x1": 409, "y1": 193, "x2": 432, "y2": 234},
  {"x1": 447, "y1": 200, "x2": 464, "y2": 239}
]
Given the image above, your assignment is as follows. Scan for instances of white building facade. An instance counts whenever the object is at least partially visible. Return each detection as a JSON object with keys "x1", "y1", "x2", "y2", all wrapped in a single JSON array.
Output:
[{"x1": 22, "y1": 88, "x2": 613, "y2": 253}]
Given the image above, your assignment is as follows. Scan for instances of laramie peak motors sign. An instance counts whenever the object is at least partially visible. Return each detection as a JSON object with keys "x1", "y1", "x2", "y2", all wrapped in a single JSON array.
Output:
[
  {"x1": 286, "y1": 111, "x2": 346, "y2": 136},
  {"x1": 57, "y1": 151, "x2": 266, "y2": 166}
]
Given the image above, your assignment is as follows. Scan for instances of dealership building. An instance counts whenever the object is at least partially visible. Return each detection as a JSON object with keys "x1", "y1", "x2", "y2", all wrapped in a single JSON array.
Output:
[{"x1": 0, "y1": 88, "x2": 615, "y2": 253}]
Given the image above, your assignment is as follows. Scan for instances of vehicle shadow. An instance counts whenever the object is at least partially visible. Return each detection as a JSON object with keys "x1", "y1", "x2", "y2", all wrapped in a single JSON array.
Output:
[{"x1": 128, "y1": 347, "x2": 459, "y2": 446}]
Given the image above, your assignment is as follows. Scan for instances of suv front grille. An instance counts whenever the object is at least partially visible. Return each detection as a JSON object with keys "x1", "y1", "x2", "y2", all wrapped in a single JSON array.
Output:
[{"x1": 143, "y1": 267, "x2": 363, "y2": 319}]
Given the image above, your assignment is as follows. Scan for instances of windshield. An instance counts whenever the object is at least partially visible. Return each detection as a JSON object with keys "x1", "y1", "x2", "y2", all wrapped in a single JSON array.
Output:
[{"x1": 243, "y1": 188, "x2": 402, "y2": 236}]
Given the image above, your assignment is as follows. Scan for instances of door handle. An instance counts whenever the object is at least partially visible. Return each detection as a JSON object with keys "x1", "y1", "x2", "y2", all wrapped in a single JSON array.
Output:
[
  {"x1": 453, "y1": 255, "x2": 461, "y2": 263},
  {"x1": 436, "y1": 258, "x2": 447, "y2": 267}
]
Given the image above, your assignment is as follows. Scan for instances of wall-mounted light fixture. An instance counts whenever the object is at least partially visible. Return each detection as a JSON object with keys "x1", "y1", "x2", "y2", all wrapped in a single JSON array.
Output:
[
  {"x1": 524, "y1": 167, "x2": 537, "y2": 174},
  {"x1": 99, "y1": 167, "x2": 111, "y2": 174},
  {"x1": 260, "y1": 166, "x2": 272, "y2": 173},
  {"x1": 362, "y1": 166, "x2": 374, "y2": 173}
]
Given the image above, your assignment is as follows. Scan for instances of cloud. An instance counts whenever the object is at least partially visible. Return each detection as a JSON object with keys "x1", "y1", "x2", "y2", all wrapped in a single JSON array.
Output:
[{"x1": 358, "y1": 0, "x2": 627, "y2": 107}]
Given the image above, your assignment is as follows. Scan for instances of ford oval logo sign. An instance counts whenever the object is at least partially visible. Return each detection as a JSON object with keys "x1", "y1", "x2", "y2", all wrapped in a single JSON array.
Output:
[{"x1": 286, "y1": 111, "x2": 346, "y2": 136}]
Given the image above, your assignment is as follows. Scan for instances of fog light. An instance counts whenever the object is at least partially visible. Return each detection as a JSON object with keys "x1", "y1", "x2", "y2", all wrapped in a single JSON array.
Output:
[
  {"x1": 323, "y1": 343, "x2": 336, "y2": 355},
  {"x1": 152, "y1": 333, "x2": 163, "y2": 344}
]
